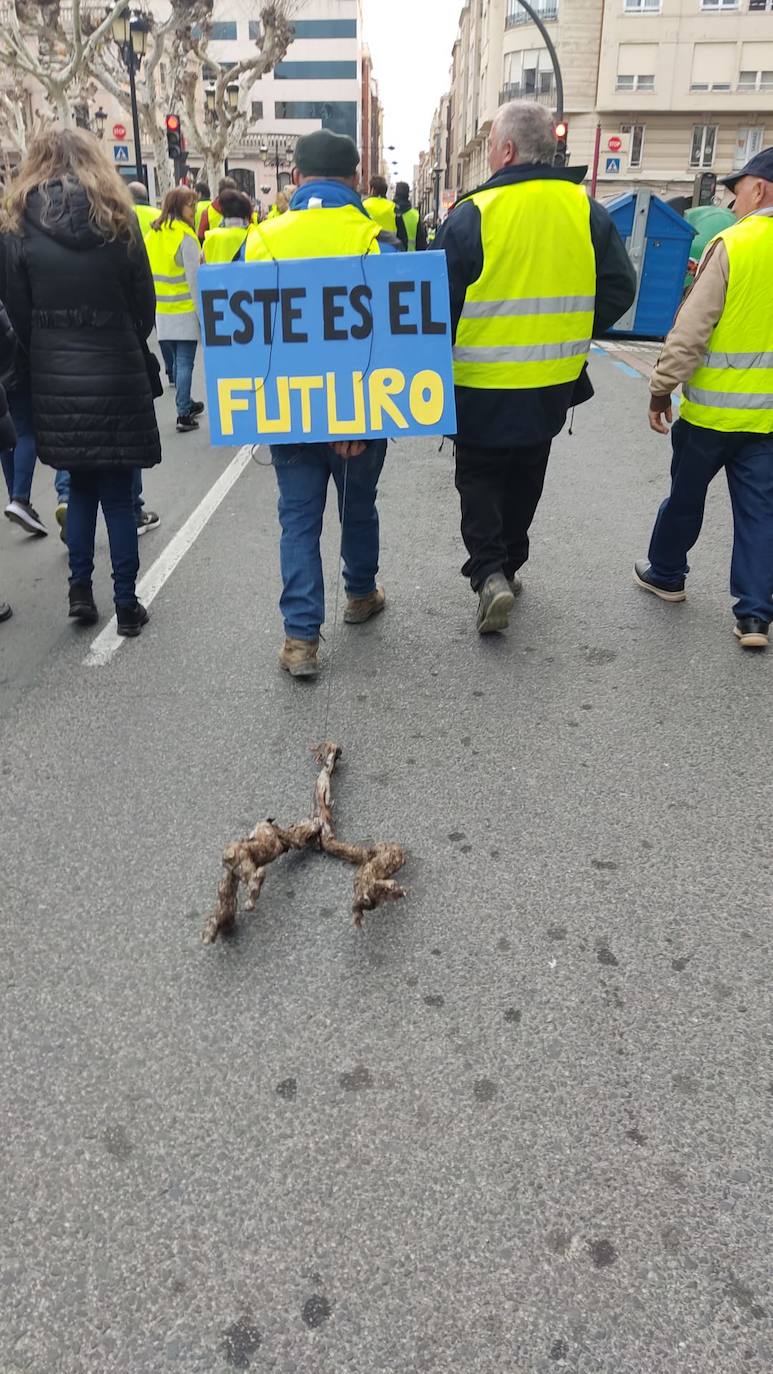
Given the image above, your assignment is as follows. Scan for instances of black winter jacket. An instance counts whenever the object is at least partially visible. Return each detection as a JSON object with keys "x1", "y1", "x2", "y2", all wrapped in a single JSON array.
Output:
[
  {"x1": 432, "y1": 163, "x2": 637, "y2": 447},
  {"x1": 1, "y1": 178, "x2": 161, "y2": 471},
  {"x1": 0, "y1": 298, "x2": 17, "y2": 450}
]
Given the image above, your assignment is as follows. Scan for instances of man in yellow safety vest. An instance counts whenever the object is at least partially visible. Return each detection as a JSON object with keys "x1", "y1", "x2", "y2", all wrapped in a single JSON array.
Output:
[
  {"x1": 394, "y1": 181, "x2": 427, "y2": 251},
  {"x1": 194, "y1": 180, "x2": 211, "y2": 237},
  {"x1": 201, "y1": 188, "x2": 253, "y2": 263},
  {"x1": 433, "y1": 101, "x2": 635, "y2": 635},
  {"x1": 362, "y1": 174, "x2": 397, "y2": 234},
  {"x1": 197, "y1": 176, "x2": 236, "y2": 242},
  {"x1": 128, "y1": 181, "x2": 159, "y2": 239},
  {"x1": 245, "y1": 129, "x2": 400, "y2": 680},
  {"x1": 635, "y1": 147, "x2": 773, "y2": 651}
]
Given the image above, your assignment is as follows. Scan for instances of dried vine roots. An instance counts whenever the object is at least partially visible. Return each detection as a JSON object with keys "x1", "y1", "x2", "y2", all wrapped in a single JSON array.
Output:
[{"x1": 202, "y1": 742, "x2": 407, "y2": 944}]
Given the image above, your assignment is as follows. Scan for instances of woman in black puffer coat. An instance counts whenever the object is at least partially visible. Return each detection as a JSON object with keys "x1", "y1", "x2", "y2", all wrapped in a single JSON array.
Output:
[
  {"x1": 2, "y1": 128, "x2": 161, "y2": 635},
  {"x1": 0, "y1": 297, "x2": 18, "y2": 622}
]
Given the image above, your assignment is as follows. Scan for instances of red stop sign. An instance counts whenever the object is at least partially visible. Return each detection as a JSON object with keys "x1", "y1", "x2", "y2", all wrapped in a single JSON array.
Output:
[
  {"x1": 113, "y1": 123, "x2": 127, "y2": 140},
  {"x1": 608, "y1": 136, "x2": 623, "y2": 153}
]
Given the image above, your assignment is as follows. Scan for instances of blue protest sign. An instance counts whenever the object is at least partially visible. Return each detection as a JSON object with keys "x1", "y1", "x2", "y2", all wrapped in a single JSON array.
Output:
[{"x1": 198, "y1": 252, "x2": 457, "y2": 445}]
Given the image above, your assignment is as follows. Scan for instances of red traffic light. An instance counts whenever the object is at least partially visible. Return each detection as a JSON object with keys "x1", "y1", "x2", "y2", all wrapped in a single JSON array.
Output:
[
  {"x1": 165, "y1": 114, "x2": 180, "y2": 132},
  {"x1": 554, "y1": 121, "x2": 568, "y2": 140}
]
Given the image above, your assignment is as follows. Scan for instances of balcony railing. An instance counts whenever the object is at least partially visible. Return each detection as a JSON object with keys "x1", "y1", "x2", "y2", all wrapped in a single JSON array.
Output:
[
  {"x1": 498, "y1": 82, "x2": 555, "y2": 106},
  {"x1": 505, "y1": 3, "x2": 559, "y2": 27}
]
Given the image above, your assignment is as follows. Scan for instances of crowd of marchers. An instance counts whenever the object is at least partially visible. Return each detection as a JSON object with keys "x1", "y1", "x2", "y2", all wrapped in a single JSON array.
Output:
[{"x1": 2, "y1": 103, "x2": 772, "y2": 661}]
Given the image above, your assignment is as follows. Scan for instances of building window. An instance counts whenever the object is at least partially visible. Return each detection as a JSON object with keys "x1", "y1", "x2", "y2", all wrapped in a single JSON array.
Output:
[
  {"x1": 251, "y1": 101, "x2": 263, "y2": 121},
  {"x1": 616, "y1": 73, "x2": 655, "y2": 89},
  {"x1": 700, "y1": 0, "x2": 739, "y2": 9},
  {"x1": 734, "y1": 127, "x2": 764, "y2": 166},
  {"x1": 289, "y1": 19, "x2": 358, "y2": 37},
  {"x1": 628, "y1": 123, "x2": 645, "y2": 167},
  {"x1": 690, "y1": 42, "x2": 735, "y2": 90},
  {"x1": 749, "y1": 0, "x2": 773, "y2": 10},
  {"x1": 274, "y1": 61, "x2": 358, "y2": 80},
  {"x1": 738, "y1": 69, "x2": 773, "y2": 88},
  {"x1": 690, "y1": 124, "x2": 718, "y2": 167},
  {"x1": 274, "y1": 100, "x2": 357, "y2": 141},
  {"x1": 505, "y1": 0, "x2": 558, "y2": 26},
  {"x1": 624, "y1": 0, "x2": 660, "y2": 10},
  {"x1": 209, "y1": 21, "x2": 237, "y2": 40}
]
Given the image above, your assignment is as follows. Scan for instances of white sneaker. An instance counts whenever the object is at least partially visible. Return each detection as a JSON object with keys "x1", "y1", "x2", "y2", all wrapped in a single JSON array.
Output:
[{"x1": 4, "y1": 500, "x2": 47, "y2": 536}]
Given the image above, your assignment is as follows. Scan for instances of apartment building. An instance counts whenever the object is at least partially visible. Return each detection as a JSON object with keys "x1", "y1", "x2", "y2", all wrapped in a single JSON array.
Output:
[{"x1": 423, "y1": 0, "x2": 772, "y2": 206}]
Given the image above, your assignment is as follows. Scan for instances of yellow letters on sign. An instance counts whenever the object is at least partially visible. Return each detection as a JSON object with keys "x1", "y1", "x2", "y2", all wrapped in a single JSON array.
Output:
[
  {"x1": 326, "y1": 371, "x2": 366, "y2": 434},
  {"x1": 255, "y1": 377, "x2": 291, "y2": 432},
  {"x1": 217, "y1": 378, "x2": 252, "y2": 437},
  {"x1": 368, "y1": 370, "x2": 409, "y2": 429},
  {"x1": 409, "y1": 371, "x2": 444, "y2": 427},
  {"x1": 289, "y1": 375, "x2": 324, "y2": 433}
]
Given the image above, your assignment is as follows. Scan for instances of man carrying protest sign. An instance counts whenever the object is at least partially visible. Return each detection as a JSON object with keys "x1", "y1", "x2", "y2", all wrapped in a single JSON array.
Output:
[
  {"x1": 434, "y1": 102, "x2": 635, "y2": 635},
  {"x1": 245, "y1": 129, "x2": 399, "y2": 680}
]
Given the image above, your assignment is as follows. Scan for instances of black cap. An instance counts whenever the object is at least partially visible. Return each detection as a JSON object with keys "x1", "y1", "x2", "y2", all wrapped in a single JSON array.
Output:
[
  {"x1": 294, "y1": 129, "x2": 360, "y2": 178},
  {"x1": 720, "y1": 146, "x2": 773, "y2": 191}
]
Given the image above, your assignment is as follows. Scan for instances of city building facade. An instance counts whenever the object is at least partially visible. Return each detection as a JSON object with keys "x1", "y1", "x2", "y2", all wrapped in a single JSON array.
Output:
[{"x1": 419, "y1": 0, "x2": 772, "y2": 210}]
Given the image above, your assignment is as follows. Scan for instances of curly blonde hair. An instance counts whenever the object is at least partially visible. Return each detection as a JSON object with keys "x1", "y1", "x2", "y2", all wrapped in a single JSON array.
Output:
[{"x1": 3, "y1": 127, "x2": 136, "y2": 242}]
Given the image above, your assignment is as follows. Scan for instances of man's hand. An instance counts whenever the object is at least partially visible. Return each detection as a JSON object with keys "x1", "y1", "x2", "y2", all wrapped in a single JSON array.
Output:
[
  {"x1": 330, "y1": 440, "x2": 367, "y2": 459},
  {"x1": 648, "y1": 394, "x2": 673, "y2": 435}
]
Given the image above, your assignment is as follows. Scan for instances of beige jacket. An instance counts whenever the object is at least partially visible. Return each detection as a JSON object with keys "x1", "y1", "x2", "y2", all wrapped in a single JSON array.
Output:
[{"x1": 649, "y1": 206, "x2": 773, "y2": 399}]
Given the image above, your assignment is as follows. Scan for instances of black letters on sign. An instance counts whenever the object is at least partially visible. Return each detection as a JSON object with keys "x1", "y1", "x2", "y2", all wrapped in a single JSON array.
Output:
[
  {"x1": 389, "y1": 281, "x2": 418, "y2": 335},
  {"x1": 253, "y1": 288, "x2": 279, "y2": 344},
  {"x1": 281, "y1": 288, "x2": 308, "y2": 343},
  {"x1": 421, "y1": 279, "x2": 447, "y2": 335},
  {"x1": 322, "y1": 286, "x2": 349, "y2": 341},
  {"x1": 230, "y1": 290, "x2": 255, "y2": 346},
  {"x1": 201, "y1": 289, "x2": 230, "y2": 346},
  {"x1": 350, "y1": 284, "x2": 373, "y2": 340}
]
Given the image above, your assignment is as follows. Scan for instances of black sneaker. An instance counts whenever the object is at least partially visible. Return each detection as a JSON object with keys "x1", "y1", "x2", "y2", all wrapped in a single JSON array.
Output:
[
  {"x1": 733, "y1": 617, "x2": 769, "y2": 650},
  {"x1": 176, "y1": 414, "x2": 199, "y2": 432},
  {"x1": 116, "y1": 599, "x2": 149, "y2": 637},
  {"x1": 633, "y1": 559, "x2": 686, "y2": 603},
  {"x1": 137, "y1": 510, "x2": 160, "y2": 536},
  {"x1": 68, "y1": 583, "x2": 99, "y2": 624},
  {"x1": 189, "y1": 400, "x2": 205, "y2": 417},
  {"x1": 0, "y1": 601, "x2": 11, "y2": 623},
  {"x1": 4, "y1": 500, "x2": 47, "y2": 536}
]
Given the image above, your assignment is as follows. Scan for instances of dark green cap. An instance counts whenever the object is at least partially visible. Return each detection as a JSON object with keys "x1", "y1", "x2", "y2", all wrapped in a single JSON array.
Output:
[{"x1": 294, "y1": 129, "x2": 360, "y2": 178}]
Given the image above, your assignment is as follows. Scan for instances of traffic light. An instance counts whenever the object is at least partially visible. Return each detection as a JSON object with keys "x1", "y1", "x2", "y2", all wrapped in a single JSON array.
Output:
[
  {"x1": 165, "y1": 113, "x2": 182, "y2": 161},
  {"x1": 554, "y1": 118, "x2": 569, "y2": 167}
]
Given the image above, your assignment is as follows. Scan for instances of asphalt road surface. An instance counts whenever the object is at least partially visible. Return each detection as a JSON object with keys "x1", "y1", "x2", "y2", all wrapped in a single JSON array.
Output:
[{"x1": 1, "y1": 352, "x2": 771, "y2": 1373}]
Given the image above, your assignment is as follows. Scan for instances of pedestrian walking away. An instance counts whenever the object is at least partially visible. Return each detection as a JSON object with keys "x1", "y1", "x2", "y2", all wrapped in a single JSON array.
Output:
[
  {"x1": 362, "y1": 174, "x2": 398, "y2": 234},
  {"x1": 146, "y1": 187, "x2": 205, "y2": 433},
  {"x1": 0, "y1": 293, "x2": 18, "y2": 621},
  {"x1": 433, "y1": 101, "x2": 636, "y2": 635},
  {"x1": 128, "y1": 180, "x2": 160, "y2": 240},
  {"x1": 196, "y1": 176, "x2": 237, "y2": 241},
  {"x1": 0, "y1": 128, "x2": 162, "y2": 636},
  {"x1": 635, "y1": 147, "x2": 773, "y2": 652},
  {"x1": 0, "y1": 280, "x2": 46, "y2": 538},
  {"x1": 201, "y1": 188, "x2": 253, "y2": 264},
  {"x1": 393, "y1": 181, "x2": 427, "y2": 252},
  {"x1": 245, "y1": 129, "x2": 399, "y2": 680},
  {"x1": 193, "y1": 179, "x2": 211, "y2": 238}
]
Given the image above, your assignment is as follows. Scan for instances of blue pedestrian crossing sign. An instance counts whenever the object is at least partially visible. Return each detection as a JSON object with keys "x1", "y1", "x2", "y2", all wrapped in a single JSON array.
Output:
[
  {"x1": 605, "y1": 157, "x2": 621, "y2": 174},
  {"x1": 113, "y1": 144, "x2": 129, "y2": 163}
]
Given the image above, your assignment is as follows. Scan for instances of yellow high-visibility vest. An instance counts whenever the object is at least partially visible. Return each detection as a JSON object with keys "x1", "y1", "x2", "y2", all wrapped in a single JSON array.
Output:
[
  {"x1": 452, "y1": 179, "x2": 596, "y2": 391},
  {"x1": 194, "y1": 199, "x2": 210, "y2": 235},
  {"x1": 245, "y1": 203, "x2": 382, "y2": 262},
  {"x1": 145, "y1": 219, "x2": 200, "y2": 315},
  {"x1": 202, "y1": 225, "x2": 249, "y2": 264},
  {"x1": 134, "y1": 203, "x2": 159, "y2": 239},
  {"x1": 362, "y1": 195, "x2": 398, "y2": 234},
  {"x1": 680, "y1": 213, "x2": 773, "y2": 434}
]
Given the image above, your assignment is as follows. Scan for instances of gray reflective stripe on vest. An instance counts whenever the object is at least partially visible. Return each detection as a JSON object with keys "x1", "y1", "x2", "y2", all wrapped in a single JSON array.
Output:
[
  {"x1": 155, "y1": 290, "x2": 193, "y2": 304},
  {"x1": 703, "y1": 350, "x2": 773, "y2": 370},
  {"x1": 683, "y1": 384, "x2": 773, "y2": 410},
  {"x1": 460, "y1": 294, "x2": 595, "y2": 319},
  {"x1": 153, "y1": 272, "x2": 187, "y2": 285},
  {"x1": 453, "y1": 338, "x2": 590, "y2": 364}
]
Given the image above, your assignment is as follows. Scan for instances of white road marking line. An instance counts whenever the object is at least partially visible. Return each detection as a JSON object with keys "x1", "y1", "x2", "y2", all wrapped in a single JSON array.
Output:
[{"x1": 83, "y1": 444, "x2": 255, "y2": 668}]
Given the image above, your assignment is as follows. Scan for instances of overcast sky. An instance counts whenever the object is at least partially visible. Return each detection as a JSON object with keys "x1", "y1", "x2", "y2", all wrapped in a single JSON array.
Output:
[{"x1": 361, "y1": 0, "x2": 460, "y2": 182}]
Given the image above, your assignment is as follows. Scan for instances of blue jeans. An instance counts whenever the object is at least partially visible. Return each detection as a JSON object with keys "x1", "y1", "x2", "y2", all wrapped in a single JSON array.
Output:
[
  {"x1": 160, "y1": 339, "x2": 197, "y2": 418},
  {"x1": 1, "y1": 391, "x2": 37, "y2": 503},
  {"x1": 648, "y1": 418, "x2": 773, "y2": 623},
  {"x1": 271, "y1": 440, "x2": 387, "y2": 639},
  {"x1": 56, "y1": 468, "x2": 143, "y2": 518},
  {"x1": 67, "y1": 468, "x2": 140, "y2": 604}
]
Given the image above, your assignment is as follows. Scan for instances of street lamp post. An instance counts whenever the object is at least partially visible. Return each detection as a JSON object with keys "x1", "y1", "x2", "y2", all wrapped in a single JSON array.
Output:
[
  {"x1": 432, "y1": 163, "x2": 442, "y2": 224},
  {"x1": 258, "y1": 135, "x2": 297, "y2": 196},
  {"x1": 111, "y1": 10, "x2": 150, "y2": 186}
]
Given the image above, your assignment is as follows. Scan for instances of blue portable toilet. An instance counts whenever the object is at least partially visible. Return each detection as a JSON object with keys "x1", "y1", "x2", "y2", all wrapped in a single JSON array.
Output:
[{"x1": 604, "y1": 189, "x2": 696, "y2": 338}]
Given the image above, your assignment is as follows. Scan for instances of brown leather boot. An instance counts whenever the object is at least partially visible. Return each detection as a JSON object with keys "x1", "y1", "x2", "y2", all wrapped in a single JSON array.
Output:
[
  {"x1": 279, "y1": 636, "x2": 320, "y2": 678},
  {"x1": 344, "y1": 585, "x2": 386, "y2": 624}
]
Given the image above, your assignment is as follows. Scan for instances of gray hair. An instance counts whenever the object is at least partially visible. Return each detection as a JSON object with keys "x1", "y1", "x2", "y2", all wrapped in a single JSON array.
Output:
[{"x1": 492, "y1": 101, "x2": 555, "y2": 165}]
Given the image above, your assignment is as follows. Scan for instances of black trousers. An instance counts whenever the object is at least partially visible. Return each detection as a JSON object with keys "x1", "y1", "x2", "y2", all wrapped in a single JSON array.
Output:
[{"x1": 454, "y1": 440, "x2": 552, "y2": 591}]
